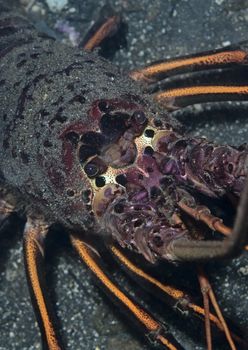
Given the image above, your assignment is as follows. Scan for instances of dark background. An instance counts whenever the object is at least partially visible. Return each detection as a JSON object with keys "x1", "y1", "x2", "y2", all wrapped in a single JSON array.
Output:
[{"x1": 0, "y1": 0, "x2": 248, "y2": 349}]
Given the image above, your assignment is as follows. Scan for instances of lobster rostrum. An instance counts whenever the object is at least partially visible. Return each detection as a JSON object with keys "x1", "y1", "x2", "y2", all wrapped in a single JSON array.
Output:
[{"x1": 0, "y1": 1, "x2": 248, "y2": 349}]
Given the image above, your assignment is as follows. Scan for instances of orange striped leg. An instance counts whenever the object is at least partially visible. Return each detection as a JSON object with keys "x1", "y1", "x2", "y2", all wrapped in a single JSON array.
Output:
[
  {"x1": 197, "y1": 267, "x2": 237, "y2": 350},
  {"x1": 70, "y1": 235, "x2": 184, "y2": 350},
  {"x1": 109, "y1": 244, "x2": 243, "y2": 342},
  {"x1": 129, "y1": 44, "x2": 248, "y2": 83},
  {"x1": 153, "y1": 85, "x2": 248, "y2": 109},
  {"x1": 23, "y1": 217, "x2": 62, "y2": 350},
  {"x1": 82, "y1": 8, "x2": 121, "y2": 51}
]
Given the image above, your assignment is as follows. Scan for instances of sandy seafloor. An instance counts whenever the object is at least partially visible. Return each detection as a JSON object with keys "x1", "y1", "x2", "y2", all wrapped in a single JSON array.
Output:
[{"x1": 0, "y1": 0, "x2": 248, "y2": 349}]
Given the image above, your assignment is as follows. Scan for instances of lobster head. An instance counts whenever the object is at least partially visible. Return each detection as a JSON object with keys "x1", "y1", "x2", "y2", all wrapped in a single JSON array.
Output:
[{"x1": 61, "y1": 95, "x2": 188, "y2": 263}]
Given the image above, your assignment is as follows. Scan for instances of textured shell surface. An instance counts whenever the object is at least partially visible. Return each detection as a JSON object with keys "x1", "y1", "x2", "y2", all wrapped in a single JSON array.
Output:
[{"x1": 0, "y1": 10, "x2": 149, "y2": 229}]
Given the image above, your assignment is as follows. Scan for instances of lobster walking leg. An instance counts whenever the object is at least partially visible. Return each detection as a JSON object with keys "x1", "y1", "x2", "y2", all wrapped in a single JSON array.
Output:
[
  {"x1": 198, "y1": 268, "x2": 212, "y2": 350},
  {"x1": 129, "y1": 42, "x2": 248, "y2": 108},
  {"x1": 178, "y1": 201, "x2": 231, "y2": 236},
  {"x1": 154, "y1": 84, "x2": 248, "y2": 109},
  {"x1": 81, "y1": 6, "x2": 121, "y2": 52},
  {"x1": 110, "y1": 244, "x2": 245, "y2": 347},
  {"x1": 83, "y1": 17, "x2": 121, "y2": 52},
  {"x1": 109, "y1": 244, "x2": 230, "y2": 334},
  {"x1": 23, "y1": 217, "x2": 63, "y2": 350},
  {"x1": 70, "y1": 234, "x2": 184, "y2": 350},
  {"x1": 197, "y1": 267, "x2": 236, "y2": 350},
  {"x1": 129, "y1": 43, "x2": 248, "y2": 83},
  {"x1": 169, "y1": 174, "x2": 248, "y2": 261}
]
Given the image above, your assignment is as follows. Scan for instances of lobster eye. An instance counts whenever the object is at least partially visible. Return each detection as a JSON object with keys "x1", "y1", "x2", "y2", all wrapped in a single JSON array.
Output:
[
  {"x1": 84, "y1": 163, "x2": 99, "y2": 177},
  {"x1": 133, "y1": 110, "x2": 147, "y2": 124}
]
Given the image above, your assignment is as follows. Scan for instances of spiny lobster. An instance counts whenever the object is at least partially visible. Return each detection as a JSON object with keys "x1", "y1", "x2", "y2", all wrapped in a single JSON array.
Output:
[{"x1": 0, "y1": 1, "x2": 248, "y2": 349}]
